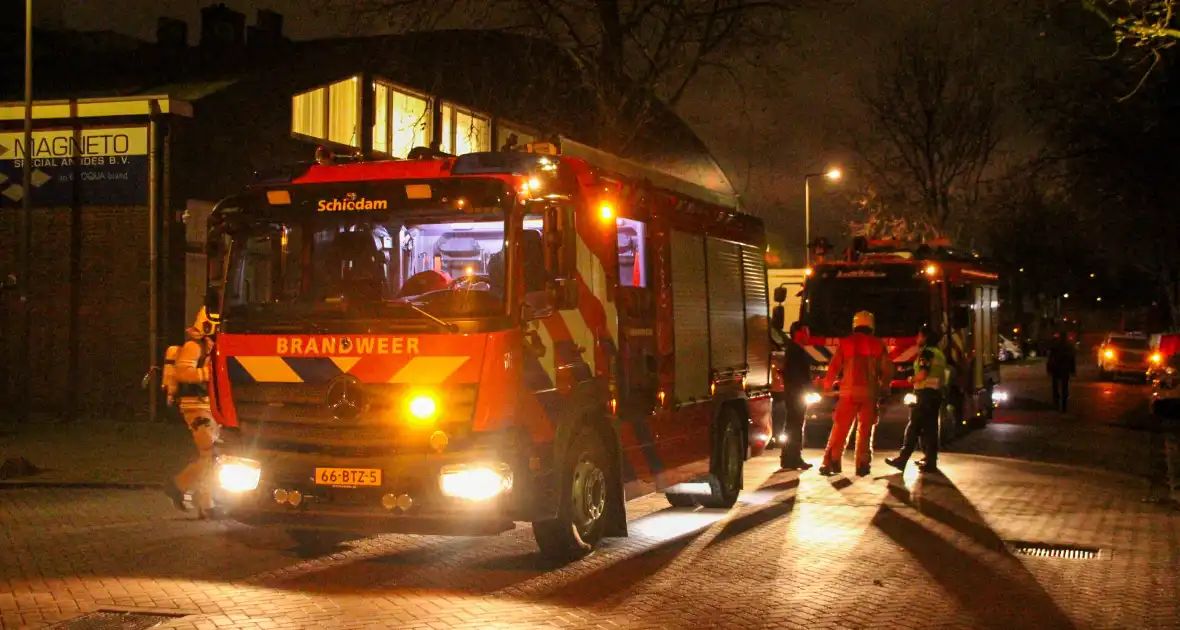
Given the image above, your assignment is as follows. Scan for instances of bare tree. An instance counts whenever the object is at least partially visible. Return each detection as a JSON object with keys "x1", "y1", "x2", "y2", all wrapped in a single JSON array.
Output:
[
  {"x1": 849, "y1": 27, "x2": 1003, "y2": 238},
  {"x1": 1082, "y1": 0, "x2": 1180, "y2": 95},
  {"x1": 322, "y1": 0, "x2": 796, "y2": 153}
]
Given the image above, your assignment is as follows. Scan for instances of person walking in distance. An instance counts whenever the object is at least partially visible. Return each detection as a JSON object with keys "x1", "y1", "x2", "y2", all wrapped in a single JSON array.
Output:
[
  {"x1": 1046, "y1": 333, "x2": 1077, "y2": 413},
  {"x1": 162, "y1": 308, "x2": 221, "y2": 518},
  {"x1": 886, "y1": 329, "x2": 947, "y2": 474},
  {"x1": 779, "y1": 321, "x2": 814, "y2": 470},
  {"x1": 820, "y1": 311, "x2": 894, "y2": 476}
]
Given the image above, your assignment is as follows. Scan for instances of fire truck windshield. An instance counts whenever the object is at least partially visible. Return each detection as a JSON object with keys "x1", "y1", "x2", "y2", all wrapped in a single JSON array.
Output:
[
  {"x1": 222, "y1": 212, "x2": 516, "y2": 325},
  {"x1": 801, "y1": 274, "x2": 929, "y2": 337}
]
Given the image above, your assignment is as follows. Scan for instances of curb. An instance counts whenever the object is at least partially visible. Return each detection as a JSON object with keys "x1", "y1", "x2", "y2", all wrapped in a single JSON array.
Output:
[{"x1": 0, "y1": 480, "x2": 161, "y2": 490}]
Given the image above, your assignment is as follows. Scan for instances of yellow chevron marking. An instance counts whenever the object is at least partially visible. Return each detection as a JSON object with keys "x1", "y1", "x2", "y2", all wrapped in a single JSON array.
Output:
[
  {"x1": 235, "y1": 356, "x2": 303, "y2": 383},
  {"x1": 388, "y1": 356, "x2": 469, "y2": 384},
  {"x1": 330, "y1": 356, "x2": 361, "y2": 373}
]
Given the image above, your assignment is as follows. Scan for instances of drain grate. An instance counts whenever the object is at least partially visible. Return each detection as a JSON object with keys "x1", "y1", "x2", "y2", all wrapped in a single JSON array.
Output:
[
  {"x1": 45, "y1": 612, "x2": 175, "y2": 629},
  {"x1": 46, "y1": 607, "x2": 193, "y2": 630},
  {"x1": 1008, "y1": 541, "x2": 1105, "y2": 559}
]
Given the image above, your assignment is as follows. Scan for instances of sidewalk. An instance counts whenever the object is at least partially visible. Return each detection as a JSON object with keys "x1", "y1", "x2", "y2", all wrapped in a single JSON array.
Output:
[{"x1": 0, "y1": 418, "x2": 192, "y2": 487}]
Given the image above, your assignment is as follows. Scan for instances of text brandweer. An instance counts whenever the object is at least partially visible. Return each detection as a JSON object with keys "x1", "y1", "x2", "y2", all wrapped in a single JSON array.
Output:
[{"x1": 276, "y1": 337, "x2": 420, "y2": 355}]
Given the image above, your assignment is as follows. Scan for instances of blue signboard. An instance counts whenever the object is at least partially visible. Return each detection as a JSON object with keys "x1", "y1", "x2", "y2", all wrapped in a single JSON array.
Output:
[{"x1": 0, "y1": 126, "x2": 149, "y2": 207}]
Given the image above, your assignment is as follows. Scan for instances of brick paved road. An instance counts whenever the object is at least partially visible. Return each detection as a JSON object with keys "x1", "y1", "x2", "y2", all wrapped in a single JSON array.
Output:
[{"x1": 3, "y1": 363, "x2": 1179, "y2": 630}]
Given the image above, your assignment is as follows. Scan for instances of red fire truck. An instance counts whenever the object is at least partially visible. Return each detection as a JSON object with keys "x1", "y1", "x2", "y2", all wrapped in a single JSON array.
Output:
[
  {"x1": 771, "y1": 239, "x2": 1002, "y2": 445},
  {"x1": 201, "y1": 142, "x2": 774, "y2": 560}
]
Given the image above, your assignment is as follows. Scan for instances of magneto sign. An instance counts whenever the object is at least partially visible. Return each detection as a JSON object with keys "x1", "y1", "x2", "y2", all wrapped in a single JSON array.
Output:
[{"x1": 0, "y1": 126, "x2": 148, "y2": 207}]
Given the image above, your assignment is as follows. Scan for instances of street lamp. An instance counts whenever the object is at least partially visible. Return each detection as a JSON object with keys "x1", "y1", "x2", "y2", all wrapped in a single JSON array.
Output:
[{"x1": 804, "y1": 168, "x2": 842, "y2": 265}]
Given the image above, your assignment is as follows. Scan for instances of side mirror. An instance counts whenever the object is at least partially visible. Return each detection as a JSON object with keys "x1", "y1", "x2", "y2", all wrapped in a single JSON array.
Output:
[
  {"x1": 771, "y1": 305, "x2": 785, "y2": 331},
  {"x1": 773, "y1": 285, "x2": 787, "y2": 304},
  {"x1": 953, "y1": 306, "x2": 970, "y2": 329},
  {"x1": 770, "y1": 327, "x2": 786, "y2": 348},
  {"x1": 542, "y1": 203, "x2": 578, "y2": 310}
]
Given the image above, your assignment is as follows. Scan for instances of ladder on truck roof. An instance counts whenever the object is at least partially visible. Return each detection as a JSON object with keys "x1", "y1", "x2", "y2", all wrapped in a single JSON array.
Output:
[{"x1": 552, "y1": 136, "x2": 739, "y2": 210}]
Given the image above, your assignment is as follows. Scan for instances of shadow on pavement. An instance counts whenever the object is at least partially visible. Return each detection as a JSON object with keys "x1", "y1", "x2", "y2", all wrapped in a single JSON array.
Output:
[
  {"x1": 873, "y1": 474, "x2": 1076, "y2": 629},
  {"x1": 704, "y1": 478, "x2": 800, "y2": 548},
  {"x1": 532, "y1": 472, "x2": 806, "y2": 606},
  {"x1": 884, "y1": 475, "x2": 1005, "y2": 552}
]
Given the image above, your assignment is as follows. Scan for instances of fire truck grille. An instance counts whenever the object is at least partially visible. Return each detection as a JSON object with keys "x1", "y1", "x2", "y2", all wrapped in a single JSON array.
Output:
[{"x1": 230, "y1": 383, "x2": 477, "y2": 455}]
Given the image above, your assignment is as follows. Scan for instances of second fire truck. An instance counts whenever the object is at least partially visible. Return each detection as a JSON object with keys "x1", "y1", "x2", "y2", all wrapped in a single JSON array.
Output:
[
  {"x1": 772, "y1": 238, "x2": 1002, "y2": 445},
  {"x1": 200, "y1": 141, "x2": 775, "y2": 561}
]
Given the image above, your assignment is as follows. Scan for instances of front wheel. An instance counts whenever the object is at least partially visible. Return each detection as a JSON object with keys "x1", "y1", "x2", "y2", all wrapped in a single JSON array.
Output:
[
  {"x1": 532, "y1": 427, "x2": 613, "y2": 563},
  {"x1": 698, "y1": 409, "x2": 744, "y2": 509}
]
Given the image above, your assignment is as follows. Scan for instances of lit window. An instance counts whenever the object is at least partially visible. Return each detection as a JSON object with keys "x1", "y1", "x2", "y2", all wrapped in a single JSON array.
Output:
[
  {"x1": 440, "y1": 102, "x2": 490, "y2": 155},
  {"x1": 292, "y1": 87, "x2": 326, "y2": 139},
  {"x1": 328, "y1": 77, "x2": 359, "y2": 147},
  {"x1": 498, "y1": 124, "x2": 536, "y2": 152},
  {"x1": 617, "y1": 218, "x2": 648, "y2": 288},
  {"x1": 291, "y1": 76, "x2": 361, "y2": 149},
  {"x1": 390, "y1": 88, "x2": 431, "y2": 157}
]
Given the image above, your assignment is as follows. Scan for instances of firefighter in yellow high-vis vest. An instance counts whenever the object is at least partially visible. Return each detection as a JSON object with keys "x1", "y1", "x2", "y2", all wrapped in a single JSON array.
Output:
[{"x1": 162, "y1": 308, "x2": 221, "y2": 518}]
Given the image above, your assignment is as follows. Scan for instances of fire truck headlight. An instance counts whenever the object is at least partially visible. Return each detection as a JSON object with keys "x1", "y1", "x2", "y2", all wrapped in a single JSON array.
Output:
[
  {"x1": 903, "y1": 392, "x2": 918, "y2": 406},
  {"x1": 217, "y1": 456, "x2": 261, "y2": 493},
  {"x1": 992, "y1": 389, "x2": 1009, "y2": 404},
  {"x1": 408, "y1": 394, "x2": 439, "y2": 421},
  {"x1": 440, "y1": 463, "x2": 513, "y2": 501},
  {"x1": 803, "y1": 392, "x2": 822, "y2": 406}
]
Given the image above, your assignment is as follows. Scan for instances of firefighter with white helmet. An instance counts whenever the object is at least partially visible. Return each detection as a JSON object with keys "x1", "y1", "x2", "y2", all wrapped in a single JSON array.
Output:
[
  {"x1": 162, "y1": 307, "x2": 221, "y2": 518},
  {"x1": 820, "y1": 310, "x2": 894, "y2": 476}
]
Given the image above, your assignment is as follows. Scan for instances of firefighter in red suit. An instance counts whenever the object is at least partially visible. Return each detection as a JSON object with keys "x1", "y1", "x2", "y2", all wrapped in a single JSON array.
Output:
[{"x1": 820, "y1": 311, "x2": 894, "y2": 476}]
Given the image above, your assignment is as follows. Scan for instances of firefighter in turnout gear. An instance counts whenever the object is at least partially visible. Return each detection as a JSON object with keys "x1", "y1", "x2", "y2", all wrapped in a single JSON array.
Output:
[
  {"x1": 886, "y1": 329, "x2": 946, "y2": 474},
  {"x1": 162, "y1": 308, "x2": 221, "y2": 518},
  {"x1": 820, "y1": 311, "x2": 894, "y2": 476}
]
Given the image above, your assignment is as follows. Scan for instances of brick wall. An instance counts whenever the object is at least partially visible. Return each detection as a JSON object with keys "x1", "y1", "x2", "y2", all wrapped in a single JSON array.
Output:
[{"x1": 0, "y1": 205, "x2": 151, "y2": 419}]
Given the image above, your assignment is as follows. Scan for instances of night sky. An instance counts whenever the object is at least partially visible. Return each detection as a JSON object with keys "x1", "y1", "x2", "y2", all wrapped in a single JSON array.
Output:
[{"x1": 41, "y1": 0, "x2": 1057, "y2": 262}]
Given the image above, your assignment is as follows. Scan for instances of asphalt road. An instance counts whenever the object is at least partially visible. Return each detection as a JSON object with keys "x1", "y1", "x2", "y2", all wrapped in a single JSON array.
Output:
[{"x1": 3, "y1": 362, "x2": 1178, "y2": 630}]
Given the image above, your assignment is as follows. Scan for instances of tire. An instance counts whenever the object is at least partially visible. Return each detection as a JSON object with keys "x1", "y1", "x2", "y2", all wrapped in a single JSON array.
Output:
[
  {"x1": 665, "y1": 492, "x2": 697, "y2": 508},
  {"x1": 698, "y1": 409, "x2": 744, "y2": 509},
  {"x1": 532, "y1": 427, "x2": 613, "y2": 563}
]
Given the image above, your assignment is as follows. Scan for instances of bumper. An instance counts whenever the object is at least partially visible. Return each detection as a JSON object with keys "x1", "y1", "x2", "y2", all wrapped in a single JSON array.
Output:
[
  {"x1": 216, "y1": 441, "x2": 555, "y2": 535},
  {"x1": 1102, "y1": 362, "x2": 1150, "y2": 375}
]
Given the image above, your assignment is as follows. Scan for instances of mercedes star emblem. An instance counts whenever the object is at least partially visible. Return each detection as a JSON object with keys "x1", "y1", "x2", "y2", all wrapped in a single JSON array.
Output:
[{"x1": 325, "y1": 376, "x2": 365, "y2": 421}]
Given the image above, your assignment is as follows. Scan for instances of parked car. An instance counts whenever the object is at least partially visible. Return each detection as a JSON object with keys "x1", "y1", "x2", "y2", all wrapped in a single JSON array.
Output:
[
  {"x1": 1097, "y1": 332, "x2": 1160, "y2": 381},
  {"x1": 999, "y1": 335, "x2": 1023, "y2": 362}
]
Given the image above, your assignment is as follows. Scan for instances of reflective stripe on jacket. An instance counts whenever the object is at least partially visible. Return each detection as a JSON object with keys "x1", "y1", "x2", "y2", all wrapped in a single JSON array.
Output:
[{"x1": 913, "y1": 346, "x2": 947, "y2": 391}]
